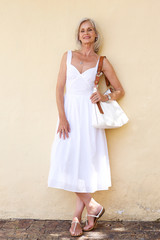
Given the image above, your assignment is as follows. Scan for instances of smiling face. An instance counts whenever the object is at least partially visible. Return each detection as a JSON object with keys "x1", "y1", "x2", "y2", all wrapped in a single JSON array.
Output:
[{"x1": 78, "y1": 20, "x2": 97, "y2": 45}]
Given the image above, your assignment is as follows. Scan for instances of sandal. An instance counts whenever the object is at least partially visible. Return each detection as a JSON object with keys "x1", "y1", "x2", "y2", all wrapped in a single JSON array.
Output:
[
  {"x1": 83, "y1": 206, "x2": 105, "y2": 232},
  {"x1": 70, "y1": 220, "x2": 83, "y2": 237}
]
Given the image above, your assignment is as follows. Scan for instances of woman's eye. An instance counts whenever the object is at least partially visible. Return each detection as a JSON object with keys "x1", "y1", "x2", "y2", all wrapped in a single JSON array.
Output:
[{"x1": 88, "y1": 28, "x2": 93, "y2": 31}]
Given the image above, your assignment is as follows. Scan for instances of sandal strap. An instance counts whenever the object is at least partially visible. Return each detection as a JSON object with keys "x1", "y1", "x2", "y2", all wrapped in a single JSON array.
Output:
[
  {"x1": 87, "y1": 214, "x2": 97, "y2": 218},
  {"x1": 71, "y1": 220, "x2": 81, "y2": 233},
  {"x1": 87, "y1": 207, "x2": 104, "y2": 218},
  {"x1": 72, "y1": 220, "x2": 81, "y2": 225}
]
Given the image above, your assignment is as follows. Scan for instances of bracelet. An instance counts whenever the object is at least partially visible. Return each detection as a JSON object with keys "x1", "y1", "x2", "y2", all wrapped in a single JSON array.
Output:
[{"x1": 106, "y1": 94, "x2": 111, "y2": 102}]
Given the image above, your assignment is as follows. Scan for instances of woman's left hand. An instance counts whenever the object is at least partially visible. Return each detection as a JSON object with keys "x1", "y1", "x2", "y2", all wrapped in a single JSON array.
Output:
[{"x1": 90, "y1": 89, "x2": 107, "y2": 103}]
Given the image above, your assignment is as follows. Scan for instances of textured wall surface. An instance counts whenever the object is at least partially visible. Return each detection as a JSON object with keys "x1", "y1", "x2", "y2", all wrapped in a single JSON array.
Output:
[{"x1": 0, "y1": 0, "x2": 160, "y2": 220}]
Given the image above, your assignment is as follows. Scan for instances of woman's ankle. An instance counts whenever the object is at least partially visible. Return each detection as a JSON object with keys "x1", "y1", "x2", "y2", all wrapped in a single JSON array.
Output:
[
  {"x1": 72, "y1": 216, "x2": 81, "y2": 222},
  {"x1": 87, "y1": 199, "x2": 102, "y2": 214}
]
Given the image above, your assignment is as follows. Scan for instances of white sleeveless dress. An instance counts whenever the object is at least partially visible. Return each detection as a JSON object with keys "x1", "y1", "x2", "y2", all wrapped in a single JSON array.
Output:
[{"x1": 48, "y1": 50, "x2": 111, "y2": 193}]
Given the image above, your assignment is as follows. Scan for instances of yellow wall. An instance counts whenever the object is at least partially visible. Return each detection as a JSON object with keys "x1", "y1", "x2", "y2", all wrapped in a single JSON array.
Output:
[{"x1": 1, "y1": 0, "x2": 160, "y2": 220}]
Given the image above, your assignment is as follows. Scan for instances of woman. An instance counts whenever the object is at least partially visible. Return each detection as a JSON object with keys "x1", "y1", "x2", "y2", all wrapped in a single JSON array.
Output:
[{"x1": 48, "y1": 18, "x2": 125, "y2": 237}]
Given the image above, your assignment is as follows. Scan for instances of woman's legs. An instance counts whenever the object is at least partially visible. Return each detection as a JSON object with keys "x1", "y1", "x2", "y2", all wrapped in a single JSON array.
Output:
[
  {"x1": 69, "y1": 195, "x2": 85, "y2": 236},
  {"x1": 73, "y1": 195, "x2": 85, "y2": 221},
  {"x1": 76, "y1": 193, "x2": 103, "y2": 231},
  {"x1": 70, "y1": 192, "x2": 104, "y2": 235}
]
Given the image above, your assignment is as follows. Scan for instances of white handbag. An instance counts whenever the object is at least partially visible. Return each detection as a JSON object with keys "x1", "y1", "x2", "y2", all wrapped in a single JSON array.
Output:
[
  {"x1": 92, "y1": 88, "x2": 129, "y2": 129},
  {"x1": 92, "y1": 56, "x2": 129, "y2": 129}
]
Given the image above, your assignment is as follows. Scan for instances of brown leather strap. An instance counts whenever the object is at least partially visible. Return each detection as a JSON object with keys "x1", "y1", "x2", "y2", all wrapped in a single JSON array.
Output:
[
  {"x1": 94, "y1": 56, "x2": 110, "y2": 87},
  {"x1": 94, "y1": 56, "x2": 105, "y2": 85},
  {"x1": 94, "y1": 56, "x2": 111, "y2": 114},
  {"x1": 97, "y1": 101, "x2": 104, "y2": 114}
]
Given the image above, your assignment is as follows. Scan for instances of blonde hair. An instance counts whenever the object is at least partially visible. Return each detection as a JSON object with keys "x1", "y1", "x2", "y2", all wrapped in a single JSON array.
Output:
[{"x1": 76, "y1": 18, "x2": 101, "y2": 53}]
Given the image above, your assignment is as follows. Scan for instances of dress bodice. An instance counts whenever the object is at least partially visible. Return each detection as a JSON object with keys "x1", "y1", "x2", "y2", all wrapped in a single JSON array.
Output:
[{"x1": 66, "y1": 50, "x2": 99, "y2": 95}]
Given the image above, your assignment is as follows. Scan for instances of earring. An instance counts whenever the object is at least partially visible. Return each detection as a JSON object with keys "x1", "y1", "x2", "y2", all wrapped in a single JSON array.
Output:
[{"x1": 95, "y1": 37, "x2": 98, "y2": 42}]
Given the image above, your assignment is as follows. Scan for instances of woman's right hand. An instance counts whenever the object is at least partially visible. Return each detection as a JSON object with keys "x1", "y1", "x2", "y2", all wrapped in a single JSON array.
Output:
[{"x1": 57, "y1": 117, "x2": 71, "y2": 139}]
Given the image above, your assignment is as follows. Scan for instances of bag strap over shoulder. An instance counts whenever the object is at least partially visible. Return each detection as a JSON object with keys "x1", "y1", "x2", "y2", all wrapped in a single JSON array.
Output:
[
  {"x1": 94, "y1": 56, "x2": 110, "y2": 87},
  {"x1": 94, "y1": 56, "x2": 111, "y2": 115}
]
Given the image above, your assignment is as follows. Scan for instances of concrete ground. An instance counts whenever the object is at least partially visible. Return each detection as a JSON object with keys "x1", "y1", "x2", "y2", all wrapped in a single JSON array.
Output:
[{"x1": 0, "y1": 219, "x2": 160, "y2": 240}]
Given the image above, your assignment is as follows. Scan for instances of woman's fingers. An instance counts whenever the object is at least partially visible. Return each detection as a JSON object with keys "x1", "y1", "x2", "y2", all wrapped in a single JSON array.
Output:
[
  {"x1": 90, "y1": 92, "x2": 97, "y2": 99},
  {"x1": 90, "y1": 92, "x2": 101, "y2": 103},
  {"x1": 62, "y1": 129, "x2": 66, "y2": 139},
  {"x1": 58, "y1": 128, "x2": 67, "y2": 139},
  {"x1": 57, "y1": 122, "x2": 71, "y2": 139},
  {"x1": 58, "y1": 130, "x2": 61, "y2": 138},
  {"x1": 67, "y1": 123, "x2": 71, "y2": 133},
  {"x1": 65, "y1": 129, "x2": 69, "y2": 138},
  {"x1": 90, "y1": 90, "x2": 107, "y2": 103},
  {"x1": 63, "y1": 128, "x2": 70, "y2": 139}
]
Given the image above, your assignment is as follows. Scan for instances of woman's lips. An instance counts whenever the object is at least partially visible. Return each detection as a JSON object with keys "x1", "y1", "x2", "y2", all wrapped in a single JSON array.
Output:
[{"x1": 83, "y1": 36, "x2": 90, "y2": 39}]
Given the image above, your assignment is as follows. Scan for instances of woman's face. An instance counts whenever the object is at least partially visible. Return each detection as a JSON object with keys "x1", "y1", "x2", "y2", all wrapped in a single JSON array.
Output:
[{"x1": 78, "y1": 21, "x2": 97, "y2": 45}]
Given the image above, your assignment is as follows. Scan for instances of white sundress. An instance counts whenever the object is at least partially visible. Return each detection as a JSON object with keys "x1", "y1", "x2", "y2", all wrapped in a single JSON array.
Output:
[{"x1": 48, "y1": 50, "x2": 111, "y2": 193}]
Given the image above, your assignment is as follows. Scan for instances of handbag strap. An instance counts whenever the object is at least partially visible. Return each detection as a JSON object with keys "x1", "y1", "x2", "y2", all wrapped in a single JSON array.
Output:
[
  {"x1": 94, "y1": 56, "x2": 110, "y2": 114},
  {"x1": 94, "y1": 56, "x2": 110, "y2": 87}
]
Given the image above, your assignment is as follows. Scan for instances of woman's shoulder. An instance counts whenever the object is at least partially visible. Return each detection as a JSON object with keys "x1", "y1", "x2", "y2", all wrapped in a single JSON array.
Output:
[
  {"x1": 60, "y1": 51, "x2": 70, "y2": 61},
  {"x1": 61, "y1": 50, "x2": 73, "y2": 59},
  {"x1": 62, "y1": 51, "x2": 69, "y2": 57},
  {"x1": 64, "y1": 49, "x2": 74, "y2": 54},
  {"x1": 60, "y1": 50, "x2": 73, "y2": 65},
  {"x1": 102, "y1": 56, "x2": 113, "y2": 72}
]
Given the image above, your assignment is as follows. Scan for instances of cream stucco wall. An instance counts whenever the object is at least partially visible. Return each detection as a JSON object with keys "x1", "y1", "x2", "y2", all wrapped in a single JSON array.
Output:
[{"x1": 0, "y1": 0, "x2": 160, "y2": 221}]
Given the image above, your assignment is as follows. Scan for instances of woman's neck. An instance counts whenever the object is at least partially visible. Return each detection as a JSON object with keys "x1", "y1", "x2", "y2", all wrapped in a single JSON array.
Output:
[{"x1": 79, "y1": 45, "x2": 95, "y2": 56}]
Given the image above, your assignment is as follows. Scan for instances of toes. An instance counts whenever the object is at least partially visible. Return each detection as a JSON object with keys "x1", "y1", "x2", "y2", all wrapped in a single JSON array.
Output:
[
  {"x1": 83, "y1": 224, "x2": 92, "y2": 231},
  {"x1": 70, "y1": 231, "x2": 82, "y2": 236},
  {"x1": 76, "y1": 231, "x2": 82, "y2": 236},
  {"x1": 70, "y1": 224, "x2": 83, "y2": 236}
]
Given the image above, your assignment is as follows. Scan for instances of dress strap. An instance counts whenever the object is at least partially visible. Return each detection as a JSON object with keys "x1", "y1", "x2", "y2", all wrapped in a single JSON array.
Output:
[
  {"x1": 96, "y1": 57, "x2": 100, "y2": 70},
  {"x1": 67, "y1": 50, "x2": 72, "y2": 65}
]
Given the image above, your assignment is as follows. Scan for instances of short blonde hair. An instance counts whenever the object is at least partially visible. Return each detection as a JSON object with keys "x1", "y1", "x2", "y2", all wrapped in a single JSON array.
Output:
[{"x1": 76, "y1": 18, "x2": 101, "y2": 53}]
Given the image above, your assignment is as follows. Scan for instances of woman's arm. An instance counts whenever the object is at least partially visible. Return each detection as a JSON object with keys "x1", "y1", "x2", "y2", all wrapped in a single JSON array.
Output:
[
  {"x1": 56, "y1": 52, "x2": 70, "y2": 139},
  {"x1": 102, "y1": 57, "x2": 125, "y2": 100},
  {"x1": 90, "y1": 57, "x2": 125, "y2": 103}
]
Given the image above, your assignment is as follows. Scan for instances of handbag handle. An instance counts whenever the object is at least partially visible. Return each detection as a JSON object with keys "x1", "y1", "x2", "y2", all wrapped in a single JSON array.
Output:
[
  {"x1": 94, "y1": 56, "x2": 110, "y2": 87},
  {"x1": 94, "y1": 56, "x2": 110, "y2": 114}
]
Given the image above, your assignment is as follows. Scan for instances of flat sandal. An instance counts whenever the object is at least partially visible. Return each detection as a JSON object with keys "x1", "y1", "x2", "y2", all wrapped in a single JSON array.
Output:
[
  {"x1": 83, "y1": 207, "x2": 105, "y2": 232},
  {"x1": 70, "y1": 220, "x2": 83, "y2": 237}
]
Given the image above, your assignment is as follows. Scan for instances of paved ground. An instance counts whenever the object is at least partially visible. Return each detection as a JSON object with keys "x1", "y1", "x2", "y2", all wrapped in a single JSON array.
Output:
[{"x1": 0, "y1": 219, "x2": 160, "y2": 240}]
